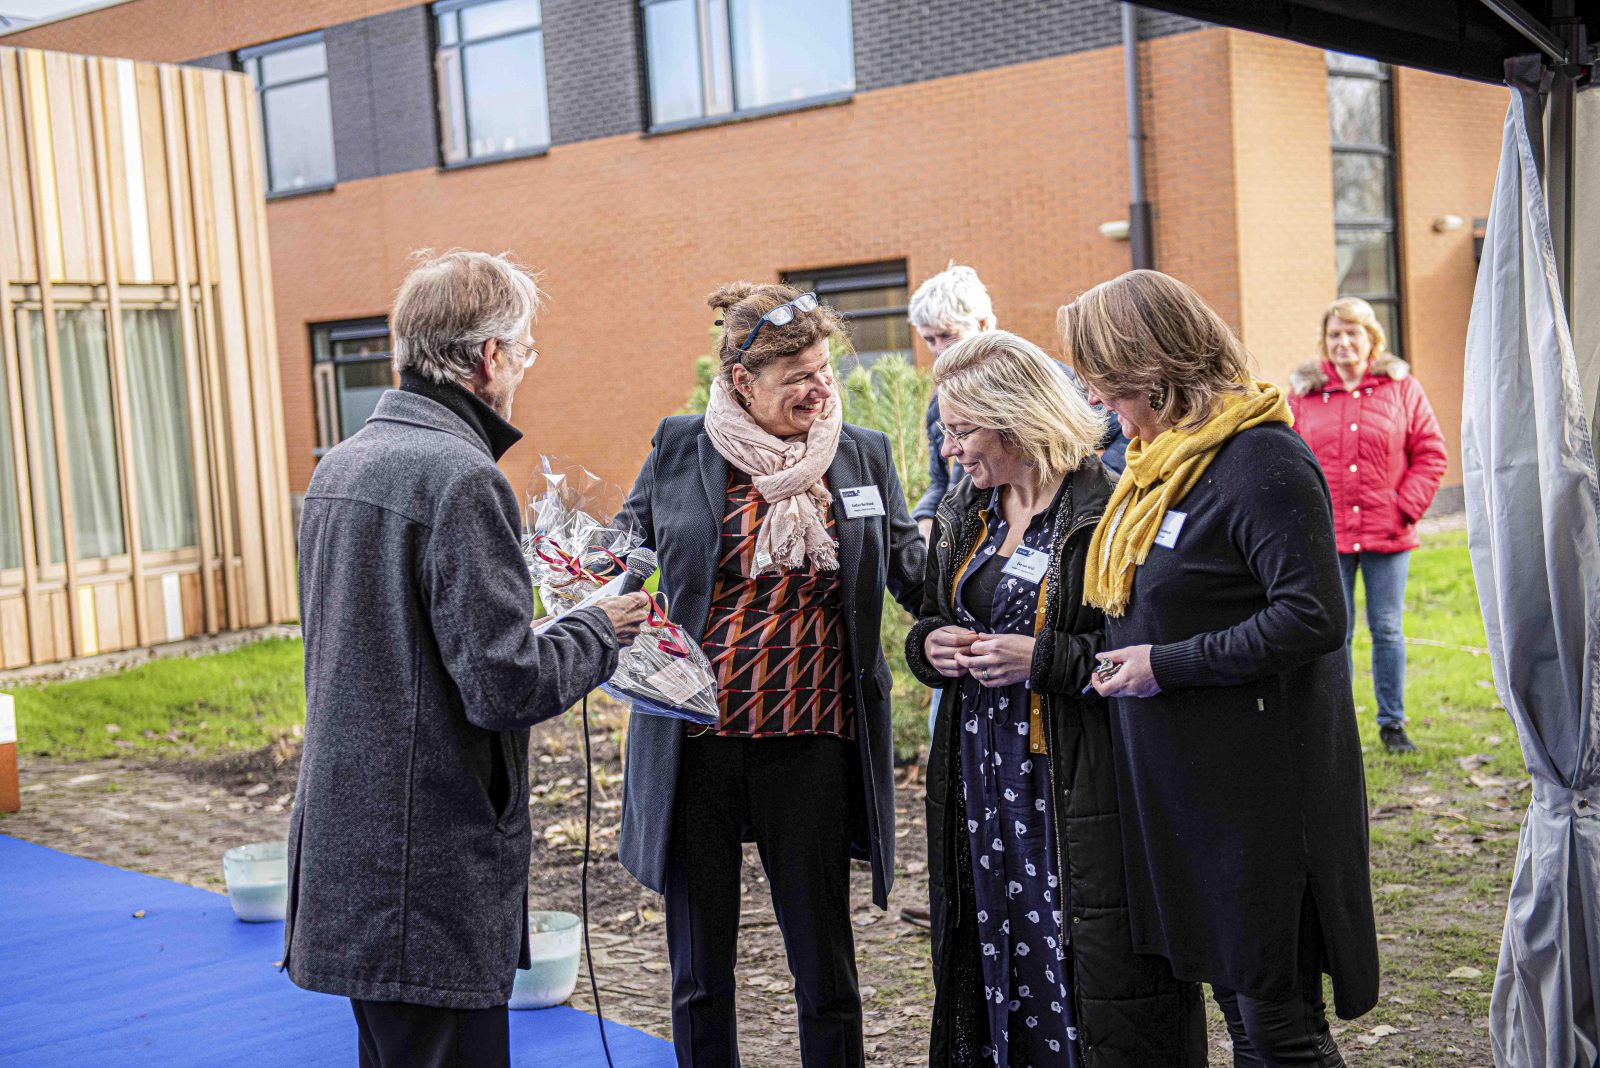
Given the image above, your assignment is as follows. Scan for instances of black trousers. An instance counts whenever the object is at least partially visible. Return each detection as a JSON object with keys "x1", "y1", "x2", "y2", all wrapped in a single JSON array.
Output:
[
  {"x1": 664, "y1": 732, "x2": 864, "y2": 1068},
  {"x1": 350, "y1": 998, "x2": 509, "y2": 1068},
  {"x1": 1210, "y1": 903, "x2": 1346, "y2": 1068}
]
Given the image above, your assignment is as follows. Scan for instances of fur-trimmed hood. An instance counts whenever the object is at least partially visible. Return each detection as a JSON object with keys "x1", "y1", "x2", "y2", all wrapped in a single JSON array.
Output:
[{"x1": 1289, "y1": 353, "x2": 1410, "y2": 396}]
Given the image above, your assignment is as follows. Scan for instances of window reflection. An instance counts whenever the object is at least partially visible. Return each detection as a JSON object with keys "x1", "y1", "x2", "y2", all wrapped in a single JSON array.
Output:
[
  {"x1": 436, "y1": 0, "x2": 550, "y2": 164},
  {"x1": 241, "y1": 36, "x2": 337, "y2": 194}
]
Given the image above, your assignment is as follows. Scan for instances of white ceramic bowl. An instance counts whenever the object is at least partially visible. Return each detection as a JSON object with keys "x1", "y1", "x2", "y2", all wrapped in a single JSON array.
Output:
[
  {"x1": 222, "y1": 840, "x2": 288, "y2": 922},
  {"x1": 509, "y1": 910, "x2": 582, "y2": 1010}
]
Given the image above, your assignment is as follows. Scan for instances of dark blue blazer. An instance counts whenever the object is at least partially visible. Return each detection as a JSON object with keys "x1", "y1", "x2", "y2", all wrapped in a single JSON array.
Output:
[{"x1": 615, "y1": 415, "x2": 925, "y2": 908}]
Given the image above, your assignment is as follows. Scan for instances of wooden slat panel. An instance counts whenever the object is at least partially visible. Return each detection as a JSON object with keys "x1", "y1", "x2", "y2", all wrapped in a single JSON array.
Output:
[
  {"x1": 0, "y1": 596, "x2": 27, "y2": 668},
  {"x1": 0, "y1": 52, "x2": 39, "y2": 283},
  {"x1": 43, "y1": 52, "x2": 99, "y2": 283},
  {"x1": 93, "y1": 581, "x2": 120, "y2": 651},
  {"x1": 181, "y1": 569, "x2": 202, "y2": 637}
]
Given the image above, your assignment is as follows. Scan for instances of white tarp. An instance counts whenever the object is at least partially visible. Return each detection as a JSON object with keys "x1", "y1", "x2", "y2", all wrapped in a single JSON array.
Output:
[{"x1": 1466, "y1": 76, "x2": 1600, "y2": 1068}]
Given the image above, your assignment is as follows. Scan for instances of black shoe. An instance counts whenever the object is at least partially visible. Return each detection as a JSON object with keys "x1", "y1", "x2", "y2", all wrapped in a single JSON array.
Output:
[
  {"x1": 900, "y1": 905, "x2": 932, "y2": 929},
  {"x1": 1380, "y1": 725, "x2": 1418, "y2": 754}
]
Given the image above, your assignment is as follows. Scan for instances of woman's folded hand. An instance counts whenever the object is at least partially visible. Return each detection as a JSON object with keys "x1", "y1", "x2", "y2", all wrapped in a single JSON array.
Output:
[
  {"x1": 924, "y1": 626, "x2": 979, "y2": 679},
  {"x1": 956, "y1": 634, "x2": 1036, "y2": 688}
]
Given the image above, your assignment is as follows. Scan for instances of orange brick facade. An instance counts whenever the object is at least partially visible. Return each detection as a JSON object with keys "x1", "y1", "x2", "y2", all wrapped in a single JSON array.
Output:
[{"x1": 9, "y1": 7, "x2": 1505, "y2": 500}]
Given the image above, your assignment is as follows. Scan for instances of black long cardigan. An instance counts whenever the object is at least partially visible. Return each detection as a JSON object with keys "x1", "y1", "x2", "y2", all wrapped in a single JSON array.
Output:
[
  {"x1": 615, "y1": 415, "x2": 925, "y2": 909},
  {"x1": 1105, "y1": 423, "x2": 1380, "y2": 1019},
  {"x1": 904, "y1": 460, "x2": 1206, "y2": 1067}
]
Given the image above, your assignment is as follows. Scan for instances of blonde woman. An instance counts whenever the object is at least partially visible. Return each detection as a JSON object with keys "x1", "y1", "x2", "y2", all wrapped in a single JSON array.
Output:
[
  {"x1": 903, "y1": 330, "x2": 1203, "y2": 1066},
  {"x1": 1064, "y1": 271, "x2": 1378, "y2": 1066},
  {"x1": 1289, "y1": 298, "x2": 1447, "y2": 753}
]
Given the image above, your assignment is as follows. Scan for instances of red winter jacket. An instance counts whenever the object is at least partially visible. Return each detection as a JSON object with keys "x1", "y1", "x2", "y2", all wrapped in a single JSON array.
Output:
[{"x1": 1288, "y1": 355, "x2": 1448, "y2": 554}]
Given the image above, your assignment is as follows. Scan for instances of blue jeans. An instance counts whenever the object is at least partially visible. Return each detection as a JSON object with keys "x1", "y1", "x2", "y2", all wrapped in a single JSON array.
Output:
[{"x1": 1338, "y1": 550, "x2": 1411, "y2": 728}]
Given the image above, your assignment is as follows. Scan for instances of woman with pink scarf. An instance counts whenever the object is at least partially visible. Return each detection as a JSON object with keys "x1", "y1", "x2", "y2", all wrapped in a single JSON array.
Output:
[{"x1": 616, "y1": 282, "x2": 925, "y2": 1067}]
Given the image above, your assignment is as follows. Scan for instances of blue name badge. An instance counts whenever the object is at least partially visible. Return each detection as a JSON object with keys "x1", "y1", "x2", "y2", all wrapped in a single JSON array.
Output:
[{"x1": 1153, "y1": 510, "x2": 1187, "y2": 549}]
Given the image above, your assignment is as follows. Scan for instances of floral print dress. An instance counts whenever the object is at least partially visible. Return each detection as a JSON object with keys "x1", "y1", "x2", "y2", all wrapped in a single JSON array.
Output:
[{"x1": 951, "y1": 486, "x2": 1080, "y2": 1067}]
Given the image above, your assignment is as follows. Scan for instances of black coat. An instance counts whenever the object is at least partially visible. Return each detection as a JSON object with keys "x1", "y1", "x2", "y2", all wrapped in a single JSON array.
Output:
[
  {"x1": 1106, "y1": 424, "x2": 1380, "y2": 1019},
  {"x1": 904, "y1": 461, "x2": 1205, "y2": 1067},
  {"x1": 615, "y1": 415, "x2": 925, "y2": 908}
]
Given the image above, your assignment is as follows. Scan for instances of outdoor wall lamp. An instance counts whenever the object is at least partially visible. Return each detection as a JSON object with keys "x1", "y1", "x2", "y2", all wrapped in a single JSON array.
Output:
[
  {"x1": 1099, "y1": 220, "x2": 1131, "y2": 241},
  {"x1": 1433, "y1": 214, "x2": 1466, "y2": 232}
]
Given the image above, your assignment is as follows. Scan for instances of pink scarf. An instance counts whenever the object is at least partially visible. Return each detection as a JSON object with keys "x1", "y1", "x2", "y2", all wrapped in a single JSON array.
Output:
[{"x1": 703, "y1": 378, "x2": 842, "y2": 575}]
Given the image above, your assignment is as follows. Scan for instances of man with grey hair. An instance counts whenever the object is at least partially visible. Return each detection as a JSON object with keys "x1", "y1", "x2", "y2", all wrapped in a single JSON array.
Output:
[{"x1": 284, "y1": 249, "x2": 648, "y2": 1066}]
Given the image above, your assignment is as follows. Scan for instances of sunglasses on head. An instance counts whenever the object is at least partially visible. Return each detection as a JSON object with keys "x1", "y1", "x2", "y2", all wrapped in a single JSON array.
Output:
[{"x1": 738, "y1": 292, "x2": 820, "y2": 353}]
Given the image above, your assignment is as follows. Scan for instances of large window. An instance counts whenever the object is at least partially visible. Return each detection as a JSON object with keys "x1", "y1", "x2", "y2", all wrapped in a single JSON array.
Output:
[
  {"x1": 642, "y1": 0, "x2": 855, "y2": 128},
  {"x1": 313, "y1": 319, "x2": 393, "y2": 452},
  {"x1": 123, "y1": 310, "x2": 197, "y2": 552},
  {"x1": 1327, "y1": 51, "x2": 1401, "y2": 349},
  {"x1": 240, "y1": 33, "x2": 337, "y2": 195},
  {"x1": 784, "y1": 261, "x2": 910, "y2": 375},
  {"x1": 21, "y1": 308, "x2": 126, "y2": 563},
  {"x1": 436, "y1": 0, "x2": 551, "y2": 164}
]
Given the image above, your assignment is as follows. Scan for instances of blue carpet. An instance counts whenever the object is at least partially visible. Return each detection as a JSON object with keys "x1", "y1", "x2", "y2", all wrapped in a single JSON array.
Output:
[{"x1": 0, "y1": 834, "x2": 674, "y2": 1066}]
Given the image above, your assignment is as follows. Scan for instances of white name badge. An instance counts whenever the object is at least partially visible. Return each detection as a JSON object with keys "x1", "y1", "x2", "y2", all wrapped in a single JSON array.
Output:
[
  {"x1": 1002, "y1": 545, "x2": 1050, "y2": 584},
  {"x1": 1154, "y1": 510, "x2": 1187, "y2": 549},
  {"x1": 839, "y1": 485, "x2": 886, "y2": 519}
]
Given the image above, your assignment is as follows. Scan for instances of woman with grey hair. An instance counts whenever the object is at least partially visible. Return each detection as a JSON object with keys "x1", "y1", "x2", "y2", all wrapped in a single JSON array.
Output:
[{"x1": 616, "y1": 281, "x2": 925, "y2": 1067}]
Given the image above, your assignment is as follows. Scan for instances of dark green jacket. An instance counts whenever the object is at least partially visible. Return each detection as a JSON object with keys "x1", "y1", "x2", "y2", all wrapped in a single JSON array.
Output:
[{"x1": 904, "y1": 460, "x2": 1205, "y2": 1067}]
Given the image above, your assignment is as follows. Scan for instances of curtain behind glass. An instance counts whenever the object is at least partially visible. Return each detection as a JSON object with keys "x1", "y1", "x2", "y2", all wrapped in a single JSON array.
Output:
[
  {"x1": 0, "y1": 347, "x2": 20, "y2": 570},
  {"x1": 124, "y1": 309, "x2": 197, "y2": 551},
  {"x1": 29, "y1": 308, "x2": 125, "y2": 561},
  {"x1": 24, "y1": 311, "x2": 65, "y2": 564}
]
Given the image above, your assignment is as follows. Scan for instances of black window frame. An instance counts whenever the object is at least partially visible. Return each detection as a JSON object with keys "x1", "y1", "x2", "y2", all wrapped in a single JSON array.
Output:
[
  {"x1": 783, "y1": 260, "x2": 910, "y2": 375},
  {"x1": 238, "y1": 31, "x2": 338, "y2": 199},
  {"x1": 311, "y1": 317, "x2": 393, "y2": 456},
  {"x1": 1327, "y1": 52, "x2": 1402, "y2": 352},
  {"x1": 638, "y1": 0, "x2": 856, "y2": 135},
  {"x1": 433, "y1": 0, "x2": 552, "y2": 169}
]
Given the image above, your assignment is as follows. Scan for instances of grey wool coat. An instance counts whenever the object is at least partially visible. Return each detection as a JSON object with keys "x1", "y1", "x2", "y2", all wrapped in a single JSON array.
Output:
[
  {"x1": 284, "y1": 387, "x2": 621, "y2": 1010},
  {"x1": 615, "y1": 415, "x2": 925, "y2": 908}
]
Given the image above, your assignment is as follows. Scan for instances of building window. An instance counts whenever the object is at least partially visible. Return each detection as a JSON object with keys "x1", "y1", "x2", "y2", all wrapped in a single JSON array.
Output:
[
  {"x1": 313, "y1": 319, "x2": 393, "y2": 452},
  {"x1": 642, "y1": 0, "x2": 855, "y2": 129},
  {"x1": 21, "y1": 308, "x2": 126, "y2": 563},
  {"x1": 239, "y1": 33, "x2": 337, "y2": 195},
  {"x1": 435, "y1": 0, "x2": 551, "y2": 164},
  {"x1": 1327, "y1": 51, "x2": 1401, "y2": 350},
  {"x1": 123, "y1": 309, "x2": 198, "y2": 552},
  {"x1": 784, "y1": 261, "x2": 910, "y2": 375}
]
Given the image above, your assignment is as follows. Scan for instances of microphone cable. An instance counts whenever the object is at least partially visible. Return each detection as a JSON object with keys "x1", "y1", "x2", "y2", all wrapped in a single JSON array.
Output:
[{"x1": 580, "y1": 692, "x2": 618, "y2": 1068}]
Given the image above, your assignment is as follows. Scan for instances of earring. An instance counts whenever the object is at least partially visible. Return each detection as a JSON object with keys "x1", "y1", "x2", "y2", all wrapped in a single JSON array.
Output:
[{"x1": 1147, "y1": 388, "x2": 1167, "y2": 413}]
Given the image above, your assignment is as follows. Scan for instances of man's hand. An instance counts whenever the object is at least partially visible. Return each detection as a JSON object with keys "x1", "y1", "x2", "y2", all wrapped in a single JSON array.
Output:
[
  {"x1": 924, "y1": 626, "x2": 978, "y2": 679},
  {"x1": 595, "y1": 593, "x2": 651, "y2": 644},
  {"x1": 1090, "y1": 644, "x2": 1161, "y2": 698},
  {"x1": 956, "y1": 634, "x2": 1036, "y2": 688}
]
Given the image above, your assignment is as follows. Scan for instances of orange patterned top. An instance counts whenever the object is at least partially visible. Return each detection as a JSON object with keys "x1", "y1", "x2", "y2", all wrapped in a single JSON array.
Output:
[{"x1": 700, "y1": 470, "x2": 855, "y2": 739}]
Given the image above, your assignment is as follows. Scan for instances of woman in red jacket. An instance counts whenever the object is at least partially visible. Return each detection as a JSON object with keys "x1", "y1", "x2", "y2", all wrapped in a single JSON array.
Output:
[{"x1": 1289, "y1": 297, "x2": 1447, "y2": 753}]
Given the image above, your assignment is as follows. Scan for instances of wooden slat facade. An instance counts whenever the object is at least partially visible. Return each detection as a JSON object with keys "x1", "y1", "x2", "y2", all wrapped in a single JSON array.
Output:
[{"x1": 0, "y1": 46, "x2": 296, "y2": 668}]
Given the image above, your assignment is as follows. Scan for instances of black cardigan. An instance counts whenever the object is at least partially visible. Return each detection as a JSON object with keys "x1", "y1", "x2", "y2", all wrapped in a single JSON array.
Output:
[
  {"x1": 905, "y1": 460, "x2": 1206, "y2": 1067},
  {"x1": 1104, "y1": 423, "x2": 1380, "y2": 1019}
]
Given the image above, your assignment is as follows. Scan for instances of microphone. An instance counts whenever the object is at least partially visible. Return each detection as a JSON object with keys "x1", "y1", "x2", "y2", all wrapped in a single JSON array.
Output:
[{"x1": 618, "y1": 547, "x2": 658, "y2": 596}]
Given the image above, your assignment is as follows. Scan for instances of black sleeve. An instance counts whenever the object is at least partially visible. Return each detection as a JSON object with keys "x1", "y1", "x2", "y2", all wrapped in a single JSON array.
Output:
[
  {"x1": 1148, "y1": 444, "x2": 1347, "y2": 690},
  {"x1": 880, "y1": 433, "x2": 926, "y2": 618},
  {"x1": 1030, "y1": 599, "x2": 1104, "y2": 697}
]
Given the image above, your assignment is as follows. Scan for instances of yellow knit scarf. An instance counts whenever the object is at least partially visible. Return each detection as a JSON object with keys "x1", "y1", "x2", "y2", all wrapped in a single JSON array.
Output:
[{"x1": 1084, "y1": 381, "x2": 1293, "y2": 617}]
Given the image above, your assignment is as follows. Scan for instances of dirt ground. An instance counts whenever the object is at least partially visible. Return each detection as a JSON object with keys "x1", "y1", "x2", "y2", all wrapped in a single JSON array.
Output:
[{"x1": 2, "y1": 698, "x2": 1511, "y2": 1066}]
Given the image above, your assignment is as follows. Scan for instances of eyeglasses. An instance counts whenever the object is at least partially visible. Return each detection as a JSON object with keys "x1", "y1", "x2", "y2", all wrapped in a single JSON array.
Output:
[
  {"x1": 938, "y1": 422, "x2": 985, "y2": 450},
  {"x1": 738, "y1": 292, "x2": 820, "y2": 353},
  {"x1": 502, "y1": 338, "x2": 538, "y2": 368}
]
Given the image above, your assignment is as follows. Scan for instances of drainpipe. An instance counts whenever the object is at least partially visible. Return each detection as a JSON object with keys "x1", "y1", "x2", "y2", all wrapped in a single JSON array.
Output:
[{"x1": 1123, "y1": 2, "x2": 1155, "y2": 269}]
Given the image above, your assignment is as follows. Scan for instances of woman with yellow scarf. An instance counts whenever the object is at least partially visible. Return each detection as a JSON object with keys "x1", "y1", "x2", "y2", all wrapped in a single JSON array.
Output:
[{"x1": 1060, "y1": 271, "x2": 1379, "y2": 1068}]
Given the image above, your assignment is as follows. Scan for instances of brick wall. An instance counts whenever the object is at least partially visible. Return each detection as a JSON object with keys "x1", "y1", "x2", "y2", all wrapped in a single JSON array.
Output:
[
  {"x1": 1227, "y1": 33, "x2": 1337, "y2": 386},
  {"x1": 1393, "y1": 67, "x2": 1505, "y2": 485},
  {"x1": 854, "y1": 0, "x2": 1203, "y2": 91},
  {"x1": 545, "y1": 1, "x2": 644, "y2": 144},
  {"x1": 326, "y1": 6, "x2": 438, "y2": 182}
]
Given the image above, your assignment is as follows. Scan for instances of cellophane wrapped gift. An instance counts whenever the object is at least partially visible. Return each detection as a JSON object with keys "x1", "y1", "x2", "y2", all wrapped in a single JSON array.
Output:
[{"x1": 525, "y1": 458, "x2": 718, "y2": 727}]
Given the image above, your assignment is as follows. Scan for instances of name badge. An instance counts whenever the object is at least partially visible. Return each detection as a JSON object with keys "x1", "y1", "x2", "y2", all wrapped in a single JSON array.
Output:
[
  {"x1": 1002, "y1": 545, "x2": 1049, "y2": 584},
  {"x1": 1153, "y1": 510, "x2": 1187, "y2": 549},
  {"x1": 839, "y1": 485, "x2": 885, "y2": 519}
]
